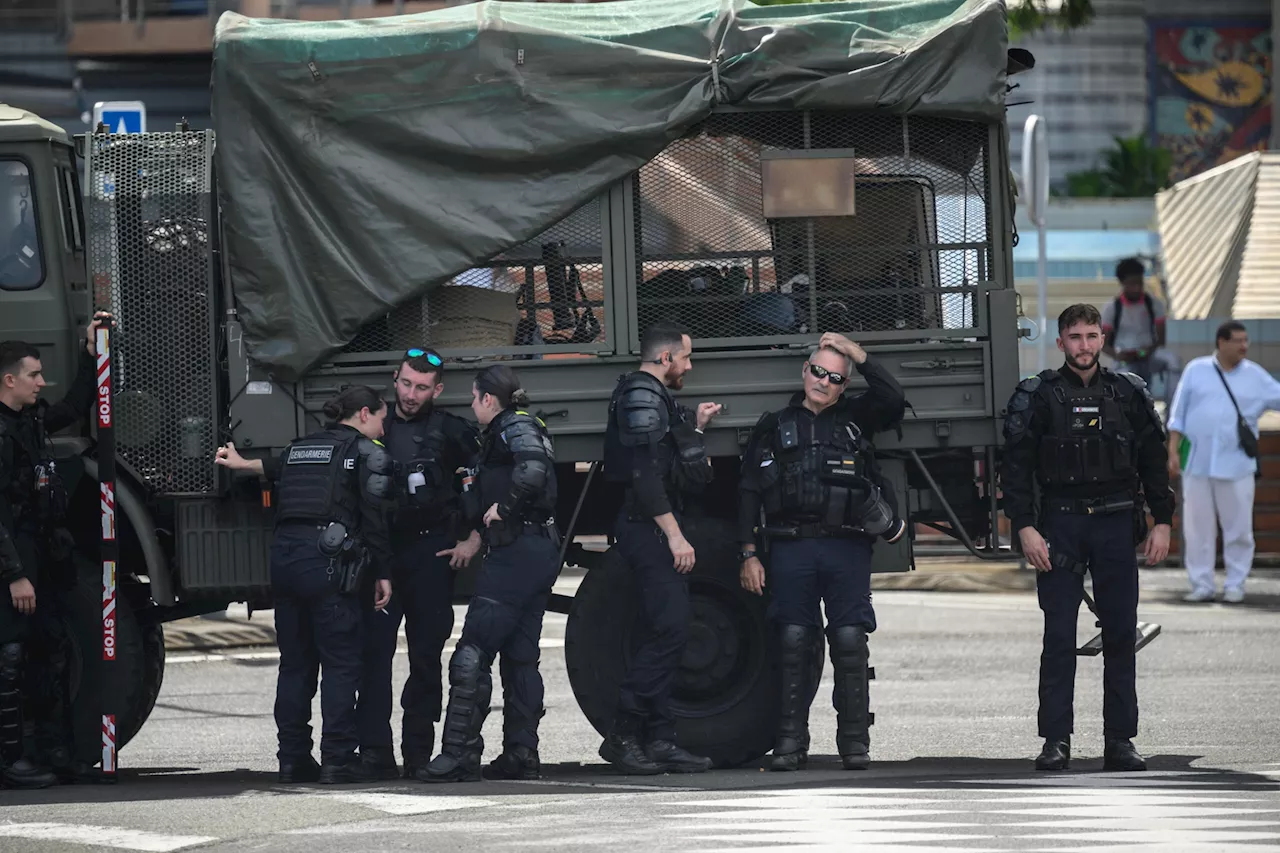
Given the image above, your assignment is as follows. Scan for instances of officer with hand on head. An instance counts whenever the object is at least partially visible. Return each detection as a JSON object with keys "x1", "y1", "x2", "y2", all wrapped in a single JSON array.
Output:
[
  {"x1": 1001, "y1": 303, "x2": 1174, "y2": 773},
  {"x1": 0, "y1": 312, "x2": 112, "y2": 789},
  {"x1": 738, "y1": 332, "x2": 906, "y2": 773},
  {"x1": 216, "y1": 385, "x2": 394, "y2": 784},
  {"x1": 599, "y1": 320, "x2": 722, "y2": 775},
  {"x1": 356, "y1": 348, "x2": 482, "y2": 782},
  {"x1": 422, "y1": 366, "x2": 560, "y2": 783}
]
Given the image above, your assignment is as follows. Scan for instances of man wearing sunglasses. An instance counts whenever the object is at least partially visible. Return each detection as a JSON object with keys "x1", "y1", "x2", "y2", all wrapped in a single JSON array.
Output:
[
  {"x1": 738, "y1": 332, "x2": 907, "y2": 773},
  {"x1": 357, "y1": 348, "x2": 483, "y2": 782}
]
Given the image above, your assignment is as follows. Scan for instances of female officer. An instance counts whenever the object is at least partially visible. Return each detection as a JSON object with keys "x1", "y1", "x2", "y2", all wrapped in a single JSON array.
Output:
[
  {"x1": 421, "y1": 366, "x2": 560, "y2": 783},
  {"x1": 215, "y1": 385, "x2": 394, "y2": 784}
]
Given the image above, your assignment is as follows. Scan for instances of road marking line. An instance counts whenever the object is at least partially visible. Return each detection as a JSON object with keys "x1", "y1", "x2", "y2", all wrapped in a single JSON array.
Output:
[
  {"x1": 0, "y1": 823, "x2": 216, "y2": 852},
  {"x1": 502, "y1": 778, "x2": 702, "y2": 792},
  {"x1": 321, "y1": 793, "x2": 497, "y2": 815}
]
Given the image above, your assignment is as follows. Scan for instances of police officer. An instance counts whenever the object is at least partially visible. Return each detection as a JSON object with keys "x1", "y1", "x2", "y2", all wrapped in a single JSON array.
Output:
[
  {"x1": 738, "y1": 333, "x2": 906, "y2": 772},
  {"x1": 357, "y1": 348, "x2": 481, "y2": 781},
  {"x1": 1001, "y1": 303, "x2": 1173, "y2": 772},
  {"x1": 216, "y1": 386, "x2": 394, "y2": 783},
  {"x1": 422, "y1": 365, "x2": 560, "y2": 783},
  {"x1": 0, "y1": 313, "x2": 111, "y2": 789},
  {"x1": 599, "y1": 320, "x2": 722, "y2": 775}
]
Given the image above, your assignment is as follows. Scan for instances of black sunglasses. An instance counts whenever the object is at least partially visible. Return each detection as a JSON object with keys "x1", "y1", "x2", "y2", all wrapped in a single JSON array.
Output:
[
  {"x1": 405, "y1": 348, "x2": 443, "y2": 367},
  {"x1": 807, "y1": 363, "x2": 848, "y2": 385}
]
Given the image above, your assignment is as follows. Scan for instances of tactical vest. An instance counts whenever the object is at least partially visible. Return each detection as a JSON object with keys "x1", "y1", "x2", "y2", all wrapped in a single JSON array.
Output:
[
  {"x1": 274, "y1": 427, "x2": 363, "y2": 529},
  {"x1": 761, "y1": 406, "x2": 877, "y2": 530},
  {"x1": 391, "y1": 409, "x2": 453, "y2": 514},
  {"x1": 0, "y1": 406, "x2": 68, "y2": 527},
  {"x1": 1037, "y1": 371, "x2": 1136, "y2": 488},
  {"x1": 603, "y1": 372, "x2": 710, "y2": 497},
  {"x1": 477, "y1": 409, "x2": 557, "y2": 522}
]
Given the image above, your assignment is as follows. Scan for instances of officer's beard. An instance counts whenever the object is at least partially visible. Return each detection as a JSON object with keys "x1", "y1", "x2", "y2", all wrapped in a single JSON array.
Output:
[
  {"x1": 665, "y1": 370, "x2": 686, "y2": 391},
  {"x1": 1066, "y1": 351, "x2": 1099, "y2": 372},
  {"x1": 397, "y1": 394, "x2": 432, "y2": 419}
]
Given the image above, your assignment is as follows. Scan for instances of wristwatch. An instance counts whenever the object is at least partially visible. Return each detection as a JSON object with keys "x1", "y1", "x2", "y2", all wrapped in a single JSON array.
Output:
[{"x1": 736, "y1": 549, "x2": 757, "y2": 564}]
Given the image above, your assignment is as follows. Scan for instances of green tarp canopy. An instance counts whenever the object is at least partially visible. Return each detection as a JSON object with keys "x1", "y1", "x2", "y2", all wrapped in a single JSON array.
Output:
[{"x1": 211, "y1": 0, "x2": 1009, "y2": 380}]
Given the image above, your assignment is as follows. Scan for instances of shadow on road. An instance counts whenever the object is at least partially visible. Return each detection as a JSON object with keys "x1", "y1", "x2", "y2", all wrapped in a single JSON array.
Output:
[{"x1": 4, "y1": 752, "x2": 1276, "y2": 807}]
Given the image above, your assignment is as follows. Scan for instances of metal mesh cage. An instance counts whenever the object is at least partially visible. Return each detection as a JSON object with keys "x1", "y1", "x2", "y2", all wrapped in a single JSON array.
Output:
[
  {"x1": 633, "y1": 111, "x2": 992, "y2": 344},
  {"x1": 86, "y1": 131, "x2": 218, "y2": 496},
  {"x1": 343, "y1": 196, "x2": 607, "y2": 357}
]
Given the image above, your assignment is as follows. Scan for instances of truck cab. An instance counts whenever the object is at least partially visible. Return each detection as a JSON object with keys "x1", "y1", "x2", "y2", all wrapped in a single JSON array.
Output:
[{"x1": 0, "y1": 104, "x2": 90, "y2": 397}]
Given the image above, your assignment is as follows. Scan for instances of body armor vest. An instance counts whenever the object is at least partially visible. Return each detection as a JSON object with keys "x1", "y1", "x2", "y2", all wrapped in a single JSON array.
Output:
[
  {"x1": 0, "y1": 407, "x2": 68, "y2": 528},
  {"x1": 1037, "y1": 371, "x2": 1136, "y2": 489},
  {"x1": 391, "y1": 410, "x2": 452, "y2": 514},
  {"x1": 603, "y1": 372, "x2": 711, "y2": 498},
  {"x1": 274, "y1": 427, "x2": 363, "y2": 529},
  {"x1": 761, "y1": 407, "x2": 878, "y2": 531},
  {"x1": 477, "y1": 409, "x2": 557, "y2": 523}
]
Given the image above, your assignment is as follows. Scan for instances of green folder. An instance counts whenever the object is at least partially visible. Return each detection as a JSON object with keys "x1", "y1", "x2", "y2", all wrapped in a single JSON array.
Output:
[{"x1": 1179, "y1": 436, "x2": 1191, "y2": 468}]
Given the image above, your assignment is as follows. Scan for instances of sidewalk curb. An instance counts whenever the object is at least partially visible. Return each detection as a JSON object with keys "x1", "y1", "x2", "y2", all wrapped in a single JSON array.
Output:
[{"x1": 164, "y1": 621, "x2": 278, "y2": 653}]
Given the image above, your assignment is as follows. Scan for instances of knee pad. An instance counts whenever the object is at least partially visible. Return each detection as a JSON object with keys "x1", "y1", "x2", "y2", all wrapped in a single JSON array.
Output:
[
  {"x1": 778, "y1": 624, "x2": 814, "y2": 665},
  {"x1": 449, "y1": 643, "x2": 490, "y2": 688},
  {"x1": 0, "y1": 642, "x2": 21, "y2": 685},
  {"x1": 828, "y1": 625, "x2": 869, "y2": 667}
]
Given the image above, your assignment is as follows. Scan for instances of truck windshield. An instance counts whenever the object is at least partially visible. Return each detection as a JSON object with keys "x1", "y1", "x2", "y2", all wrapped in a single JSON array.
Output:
[{"x1": 0, "y1": 159, "x2": 44, "y2": 290}]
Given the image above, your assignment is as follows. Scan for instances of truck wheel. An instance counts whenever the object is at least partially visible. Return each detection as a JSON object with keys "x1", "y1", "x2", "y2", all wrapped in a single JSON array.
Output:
[
  {"x1": 60, "y1": 560, "x2": 152, "y2": 767},
  {"x1": 565, "y1": 517, "x2": 823, "y2": 768}
]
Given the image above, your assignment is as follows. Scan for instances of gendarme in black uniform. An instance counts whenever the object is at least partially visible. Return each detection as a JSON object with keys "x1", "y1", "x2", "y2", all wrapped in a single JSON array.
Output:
[
  {"x1": 358, "y1": 404, "x2": 479, "y2": 780},
  {"x1": 738, "y1": 355, "x2": 905, "y2": 771},
  {"x1": 600, "y1": 370, "x2": 715, "y2": 774},
  {"x1": 0, "y1": 348, "x2": 94, "y2": 789},
  {"x1": 424, "y1": 406, "x2": 559, "y2": 783},
  {"x1": 266, "y1": 423, "x2": 394, "y2": 783},
  {"x1": 1002, "y1": 363, "x2": 1174, "y2": 771}
]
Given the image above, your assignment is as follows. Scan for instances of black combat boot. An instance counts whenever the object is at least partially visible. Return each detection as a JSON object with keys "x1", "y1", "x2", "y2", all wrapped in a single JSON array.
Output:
[
  {"x1": 599, "y1": 713, "x2": 662, "y2": 776},
  {"x1": 1103, "y1": 738, "x2": 1147, "y2": 772},
  {"x1": 421, "y1": 645, "x2": 491, "y2": 783},
  {"x1": 319, "y1": 753, "x2": 370, "y2": 784},
  {"x1": 482, "y1": 745, "x2": 541, "y2": 780},
  {"x1": 359, "y1": 746, "x2": 400, "y2": 781},
  {"x1": 645, "y1": 740, "x2": 712, "y2": 774},
  {"x1": 0, "y1": 642, "x2": 56, "y2": 790},
  {"x1": 770, "y1": 624, "x2": 815, "y2": 772},
  {"x1": 278, "y1": 754, "x2": 322, "y2": 784},
  {"x1": 1034, "y1": 737, "x2": 1071, "y2": 771},
  {"x1": 830, "y1": 626, "x2": 872, "y2": 770},
  {"x1": 47, "y1": 746, "x2": 113, "y2": 785}
]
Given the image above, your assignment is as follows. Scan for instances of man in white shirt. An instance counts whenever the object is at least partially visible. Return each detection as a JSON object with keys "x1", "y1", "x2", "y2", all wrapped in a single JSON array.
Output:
[
  {"x1": 1102, "y1": 258, "x2": 1180, "y2": 402},
  {"x1": 1166, "y1": 321, "x2": 1280, "y2": 603}
]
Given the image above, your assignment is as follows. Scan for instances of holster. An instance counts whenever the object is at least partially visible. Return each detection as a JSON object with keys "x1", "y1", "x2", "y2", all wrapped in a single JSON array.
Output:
[{"x1": 317, "y1": 521, "x2": 368, "y2": 594}]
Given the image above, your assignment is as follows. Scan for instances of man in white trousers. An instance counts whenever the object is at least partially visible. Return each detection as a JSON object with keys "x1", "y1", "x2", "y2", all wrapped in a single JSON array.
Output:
[{"x1": 1167, "y1": 321, "x2": 1280, "y2": 603}]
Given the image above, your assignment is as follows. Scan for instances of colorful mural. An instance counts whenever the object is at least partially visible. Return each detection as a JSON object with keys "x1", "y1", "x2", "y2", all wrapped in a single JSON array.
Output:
[{"x1": 1151, "y1": 22, "x2": 1272, "y2": 183}]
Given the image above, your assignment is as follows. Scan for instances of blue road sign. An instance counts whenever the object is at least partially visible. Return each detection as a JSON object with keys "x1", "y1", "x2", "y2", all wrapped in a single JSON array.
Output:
[{"x1": 93, "y1": 101, "x2": 147, "y2": 134}]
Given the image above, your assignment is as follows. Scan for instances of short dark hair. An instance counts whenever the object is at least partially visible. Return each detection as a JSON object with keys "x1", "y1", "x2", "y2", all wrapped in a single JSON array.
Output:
[
  {"x1": 321, "y1": 385, "x2": 386, "y2": 424},
  {"x1": 640, "y1": 320, "x2": 689, "y2": 361},
  {"x1": 474, "y1": 365, "x2": 530, "y2": 410},
  {"x1": 0, "y1": 341, "x2": 39, "y2": 382},
  {"x1": 401, "y1": 348, "x2": 444, "y2": 381},
  {"x1": 1058, "y1": 303, "x2": 1103, "y2": 334},
  {"x1": 1115, "y1": 257, "x2": 1145, "y2": 282},
  {"x1": 1216, "y1": 320, "x2": 1247, "y2": 345}
]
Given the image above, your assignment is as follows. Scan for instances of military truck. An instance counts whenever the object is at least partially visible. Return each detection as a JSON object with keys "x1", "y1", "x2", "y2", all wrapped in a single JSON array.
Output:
[{"x1": 0, "y1": 0, "x2": 1032, "y2": 768}]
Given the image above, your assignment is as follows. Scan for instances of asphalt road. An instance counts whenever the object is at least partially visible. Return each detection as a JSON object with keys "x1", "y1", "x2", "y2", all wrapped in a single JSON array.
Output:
[{"x1": 4, "y1": 575, "x2": 1280, "y2": 852}]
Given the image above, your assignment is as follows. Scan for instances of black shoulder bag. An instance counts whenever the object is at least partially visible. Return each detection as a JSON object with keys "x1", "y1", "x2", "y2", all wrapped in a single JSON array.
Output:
[{"x1": 1213, "y1": 363, "x2": 1258, "y2": 459}]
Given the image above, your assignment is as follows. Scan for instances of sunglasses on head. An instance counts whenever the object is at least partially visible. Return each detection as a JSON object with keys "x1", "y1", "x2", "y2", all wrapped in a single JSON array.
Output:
[
  {"x1": 405, "y1": 348, "x2": 443, "y2": 367},
  {"x1": 807, "y1": 363, "x2": 848, "y2": 385}
]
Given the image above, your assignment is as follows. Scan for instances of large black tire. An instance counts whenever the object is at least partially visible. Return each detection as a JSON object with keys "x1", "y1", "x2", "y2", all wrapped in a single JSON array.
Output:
[
  {"x1": 60, "y1": 560, "x2": 159, "y2": 767},
  {"x1": 565, "y1": 516, "x2": 824, "y2": 768}
]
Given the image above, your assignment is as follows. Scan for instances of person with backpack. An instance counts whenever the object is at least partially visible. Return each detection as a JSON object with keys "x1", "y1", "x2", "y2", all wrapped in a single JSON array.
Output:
[{"x1": 1102, "y1": 258, "x2": 1180, "y2": 401}]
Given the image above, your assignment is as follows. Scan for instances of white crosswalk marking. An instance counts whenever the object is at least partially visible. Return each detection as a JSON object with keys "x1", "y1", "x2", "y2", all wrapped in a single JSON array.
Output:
[
  {"x1": 319, "y1": 792, "x2": 497, "y2": 815},
  {"x1": 0, "y1": 823, "x2": 216, "y2": 852}
]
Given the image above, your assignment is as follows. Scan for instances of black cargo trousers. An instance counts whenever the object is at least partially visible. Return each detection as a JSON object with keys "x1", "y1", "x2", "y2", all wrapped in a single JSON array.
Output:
[{"x1": 1036, "y1": 508, "x2": 1139, "y2": 741}]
